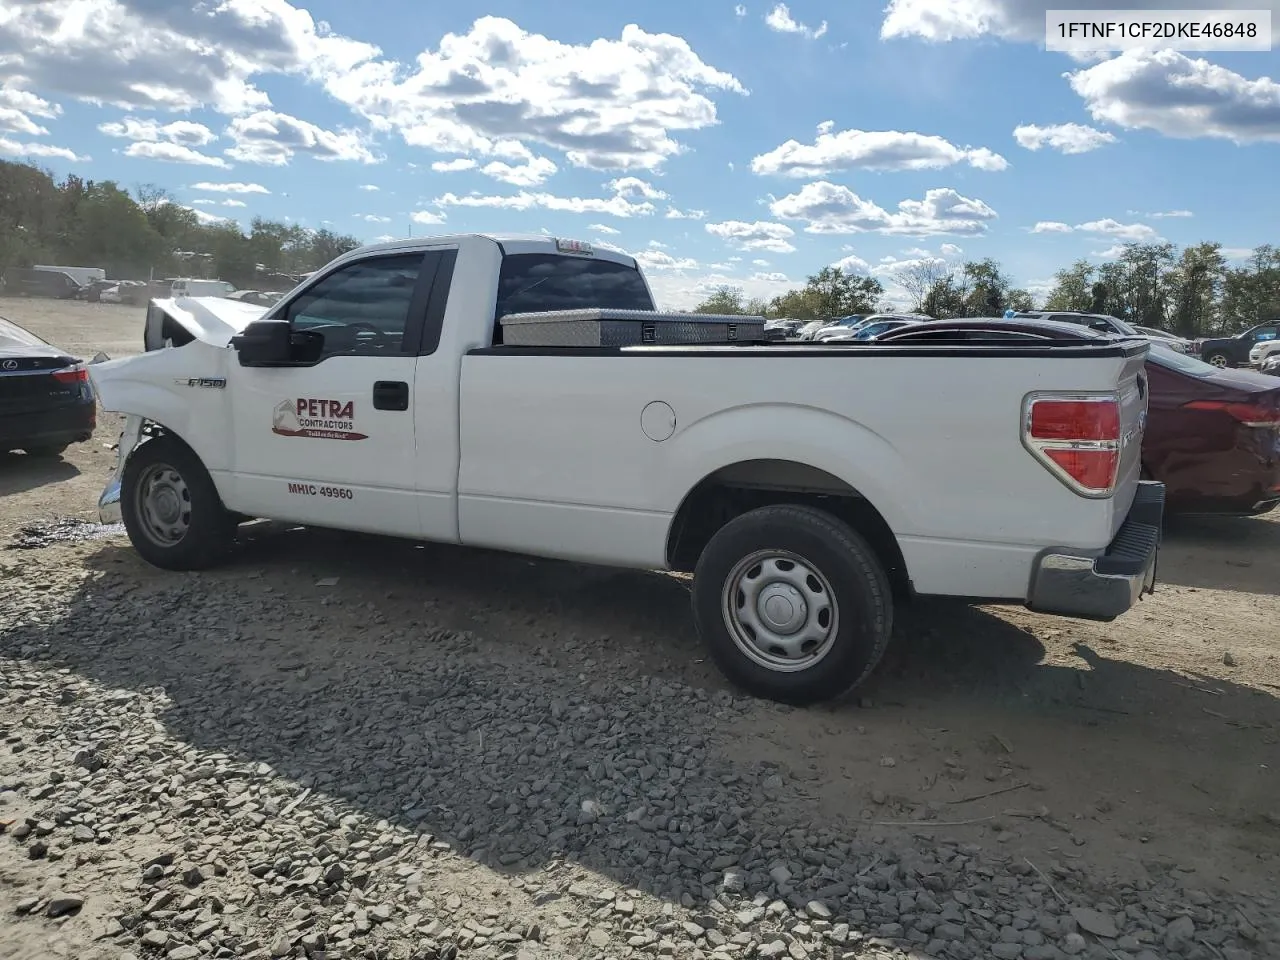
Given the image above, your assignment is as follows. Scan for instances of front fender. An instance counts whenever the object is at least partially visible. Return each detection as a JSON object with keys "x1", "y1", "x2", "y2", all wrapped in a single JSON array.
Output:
[
  {"x1": 88, "y1": 343, "x2": 232, "y2": 473},
  {"x1": 659, "y1": 402, "x2": 919, "y2": 534}
]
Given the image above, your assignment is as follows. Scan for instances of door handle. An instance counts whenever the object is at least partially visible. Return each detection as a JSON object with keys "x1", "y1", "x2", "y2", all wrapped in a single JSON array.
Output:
[{"x1": 372, "y1": 380, "x2": 409, "y2": 411}]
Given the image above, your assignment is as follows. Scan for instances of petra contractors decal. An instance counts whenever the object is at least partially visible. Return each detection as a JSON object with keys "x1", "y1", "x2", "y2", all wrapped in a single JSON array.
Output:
[{"x1": 272, "y1": 398, "x2": 368, "y2": 441}]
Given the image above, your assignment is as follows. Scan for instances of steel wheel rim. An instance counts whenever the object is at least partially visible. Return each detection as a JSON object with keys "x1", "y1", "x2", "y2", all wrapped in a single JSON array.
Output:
[
  {"x1": 135, "y1": 462, "x2": 191, "y2": 547},
  {"x1": 721, "y1": 549, "x2": 839, "y2": 673},
  {"x1": 1209, "y1": 354, "x2": 1229, "y2": 368}
]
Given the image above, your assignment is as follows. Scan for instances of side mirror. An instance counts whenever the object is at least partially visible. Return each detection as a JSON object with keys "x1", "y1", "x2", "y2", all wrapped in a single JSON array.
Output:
[{"x1": 230, "y1": 319, "x2": 293, "y2": 366}]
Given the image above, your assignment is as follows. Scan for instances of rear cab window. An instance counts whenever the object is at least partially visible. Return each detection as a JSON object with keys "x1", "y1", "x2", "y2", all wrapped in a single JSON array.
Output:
[{"x1": 492, "y1": 253, "x2": 654, "y2": 344}]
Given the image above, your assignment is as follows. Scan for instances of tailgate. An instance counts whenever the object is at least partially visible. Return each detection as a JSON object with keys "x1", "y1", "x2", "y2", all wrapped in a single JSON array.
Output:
[{"x1": 1111, "y1": 346, "x2": 1151, "y2": 530}]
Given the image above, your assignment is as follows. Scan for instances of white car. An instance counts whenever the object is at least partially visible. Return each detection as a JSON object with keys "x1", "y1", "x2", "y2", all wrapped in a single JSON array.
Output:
[
  {"x1": 1133, "y1": 325, "x2": 1195, "y2": 354},
  {"x1": 1248, "y1": 339, "x2": 1280, "y2": 366},
  {"x1": 88, "y1": 233, "x2": 1163, "y2": 705}
]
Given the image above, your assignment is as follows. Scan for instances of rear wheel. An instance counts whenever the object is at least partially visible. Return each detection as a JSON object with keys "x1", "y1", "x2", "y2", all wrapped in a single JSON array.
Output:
[
  {"x1": 22, "y1": 443, "x2": 69, "y2": 458},
  {"x1": 120, "y1": 436, "x2": 237, "y2": 570},
  {"x1": 1205, "y1": 351, "x2": 1231, "y2": 368},
  {"x1": 691, "y1": 504, "x2": 894, "y2": 705}
]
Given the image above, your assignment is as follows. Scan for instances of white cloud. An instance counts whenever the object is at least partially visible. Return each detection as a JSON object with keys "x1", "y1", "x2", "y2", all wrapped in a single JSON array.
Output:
[
  {"x1": 191, "y1": 181, "x2": 270, "y2": 194},
  {"x1": 123, "y1": 140, "x2": 229, "y2": 167},
  {"x1": 0, "y1": 136, "x2": 84, "y2": 161},
  {"x1": 872, "y1": 255, "x2": 947, "y2": 277},
  {"x1": 411, "y1": 210, "x2": 447, "y2": 225},
  {"x1": 0, "y1": 107, "x2": 47, "y2": 136},
  {"x1": 635, "y1": 249, "x2": 699, "y2": 271},
  {"x1": 480, "y1": 155, "x2": 557, "y2": 186},
  {"x1": 735, "y1": 4, "x2": 747, "y2": 17},
  {"x1": 430, "y1": 189, "x2": 654, "y2": 217},
  {"x1": 647, "y1": 239, "x2": 669, "y2": 249},
  {"x1": 0, "y1": 0, "x2": 379, "y2": 115},
  {"x1": 645, "y1": 269, "x2": 797, "y2": 311},
  {"x1": 1033, "y1": 218, "x2": 1160, "y2": 241},
  {"x1": 1150, "y1": 209, "x2": 1193, "y2": 218},
  {"x1": 358, "y1": 184, "x2": 380, "y2": 191},
  {"x1": 185, "y1": 205, "x2": 232, "y2": 225},
  {"x1": 432, "y1": 158, "x2": 478, "y2": 172},
  {"x1": 752, "y1": 258, "x2": 770, "y2": 266},
  {"x1": 1078, "y1": 218, "x2": 1159, "y2": 241},
  {"x1": 770, "y1": 182, "x2": 999, "y2": 237},
  {"x1": 358, "y1": 214, "x2": 391, "y2": 223},
  {"x1": 705, "y1": 220, "x2": 797, "y2": 253},
  {"x1": 940, "y1": 242, "x2": 963, "y2": 256},
  {"x1": 0, "y1": 86, "x2": 60, "y2": 119},
  {"x1": 765, "y1": 3, "x2": 828, "y2": 39},
  {"x1": 751, "y1": 271, "x2": 789, "y2": 282},
  {"x1": 752, "y1": 125, "x2": 1007, "y2": 176},
  {"x1": 1031, "y1": 221, "x2": 1074, "y2": 233},
  {"x1": 99, "y1": 116, "x2": 217, "y2": 146},
  {"x1": 832, "y1": 253, "x2": 871, "y2": 274},
  {"x1": 326, "y1": 16, "x2": 746, "y2": 172},
  {"x1": 666, "y1": 207, "x2": 708, "y2": 220},
  {"x1": 1067, "y1": 49, "x2": 1280, "y2": 144},
  {"x1": 221, "y1": 198, "x2": 246, "y2": 208},
  {"x1": 1091, "y1": 244, "x2": 1127, "y2": 258},
  {"x1": 1013, "y1": 122, "x2": 1116, "y2": 154},
  {"x1": 224, "y1": 110, "x2": 376, "y2": 165},
  {"x1": 589, "y1": 223, "x2": 620, "y2": 235},
  {"x1": 608, "y1": 177, "x2": 669, "y2": 201}
]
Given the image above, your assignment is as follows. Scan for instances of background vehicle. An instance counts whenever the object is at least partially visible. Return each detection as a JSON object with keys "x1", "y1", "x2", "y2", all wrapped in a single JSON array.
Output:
[
  {"x1": 227, "y1": 289, "x2": 284, "y2": 307},
  {"x1": 1194, "y1": 320, "x2": 1279, "y2": 368},
  {"x1": 1248, "y1": 339, "x2": 1280, "y2": 367},
  {"x1": 811, "y1": 315, "x2": 867, "y2": 341},
  {"x1": 170, "y1": 278, "x2": 237, "y2": 298},
  {"x1": 1015, "y1": 310, "x2": 1138, "y2": 336},
  {"x1": 1133, "y1": 325, "x2": 1194, "y2": 354},
  {"x1": 2, "y1": 267, "x2": 83, "y2": 299},
  {"x1": 1143, "y1": 343, "x2": 1280, "y2": 515},
  {"x1": 0, "y1": 314, "x2": 96, "y2": 457},
  {"x1": 34, "y1": 264, "x2": 104, "y2": 287},
  {"x1": 820, "y1": 313, "x2": 931, "y2": 342},
  {"x1": 795, "y1": 319, "x2": 828, "y2": 340},
  {"x1": 89, "y1": 233, "x2": 1162, "y2": 705}
]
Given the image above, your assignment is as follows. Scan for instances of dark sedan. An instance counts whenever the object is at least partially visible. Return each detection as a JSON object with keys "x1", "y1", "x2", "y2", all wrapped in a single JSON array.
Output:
[
  {"x1": 0, "y1": 315, "x2": 97, "y2": 457},
  {"x1": 1144, "y1": 343, "x2": 1280, "y2": 515}
]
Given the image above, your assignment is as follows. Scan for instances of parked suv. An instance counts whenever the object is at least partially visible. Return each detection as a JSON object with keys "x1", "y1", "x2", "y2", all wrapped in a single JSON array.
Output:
[{"x1": 1195, "y1": 321, "x2": 1280, "y2": 368}]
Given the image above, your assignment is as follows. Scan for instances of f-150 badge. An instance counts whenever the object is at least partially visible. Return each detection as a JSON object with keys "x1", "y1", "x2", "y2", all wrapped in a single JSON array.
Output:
[{"x1": 271, "y1": 398, "x2": 368, "y2": 442}]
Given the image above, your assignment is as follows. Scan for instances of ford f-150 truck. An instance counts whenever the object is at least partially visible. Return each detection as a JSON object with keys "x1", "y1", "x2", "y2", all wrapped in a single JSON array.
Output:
[{"x1": 88, "y1": 233, "x2": 1164, "y2": 705}]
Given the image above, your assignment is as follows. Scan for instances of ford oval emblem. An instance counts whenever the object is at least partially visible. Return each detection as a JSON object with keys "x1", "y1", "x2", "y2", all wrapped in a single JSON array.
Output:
[{"x1": 1, "y1": 359, "x2": 17, "y2": 370}]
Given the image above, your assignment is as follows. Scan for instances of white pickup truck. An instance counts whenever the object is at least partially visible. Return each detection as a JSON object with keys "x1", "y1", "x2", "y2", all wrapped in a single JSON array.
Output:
[{"x1": 89, "y1": 233, "x2": 1164, "y2": 705}]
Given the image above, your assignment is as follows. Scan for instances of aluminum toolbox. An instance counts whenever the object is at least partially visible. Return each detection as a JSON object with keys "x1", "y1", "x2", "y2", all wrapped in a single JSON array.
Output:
[{"x1": 498, "y1": 308, "x2": 766, "y2": 347}]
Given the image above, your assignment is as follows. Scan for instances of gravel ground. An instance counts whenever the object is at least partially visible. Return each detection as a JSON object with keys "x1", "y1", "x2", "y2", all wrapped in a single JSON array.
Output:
[{"x1": 2, "y1": 299, "x2": 1278, "y2": 960}]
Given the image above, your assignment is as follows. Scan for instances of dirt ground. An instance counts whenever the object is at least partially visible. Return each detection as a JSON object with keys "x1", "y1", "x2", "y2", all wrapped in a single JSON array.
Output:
[{"x1": 2, "y1": 298, "x2": 1278, "y2": 960}]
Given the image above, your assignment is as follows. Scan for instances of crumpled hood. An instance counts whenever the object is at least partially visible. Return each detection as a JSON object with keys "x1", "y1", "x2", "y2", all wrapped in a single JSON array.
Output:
[{"x1": 152, "y1": 295, "x2": 270, "y2": 347}]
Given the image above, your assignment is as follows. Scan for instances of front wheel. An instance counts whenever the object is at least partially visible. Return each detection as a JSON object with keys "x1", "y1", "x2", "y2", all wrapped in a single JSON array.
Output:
[
  {"x1": 120, "y1": 435, "x2": 237, "y2": 570},
  {"x1": 692, "y1": 504, "x2": 894, "y2": 705},
  {"x1": 1205, "y1": 351, "x2": 1231, "y2": 368}
]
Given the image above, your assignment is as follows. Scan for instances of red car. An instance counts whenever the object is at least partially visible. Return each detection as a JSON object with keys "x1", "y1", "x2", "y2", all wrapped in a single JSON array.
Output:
[
  {"x1": 874, "y1": 319, "x2": 1280, "y2": 516},
  {"x1": 1143, "y1": 342, "x2": 1280, "y2": 515}
]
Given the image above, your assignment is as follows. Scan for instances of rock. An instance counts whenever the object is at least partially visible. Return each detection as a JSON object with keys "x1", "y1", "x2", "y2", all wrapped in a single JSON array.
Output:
[
  {"x1": 587, "y1": 928, "x2": 610, "y2": 948},
  {"x1": 992, "y1": 944, "x2": 1024, "y2": 959},
  {"x1": 141, "y1": 931, "x2": 170, "y2": 949},
  {"x1": 1164, "y1": 915, "x2": 1196, "y2": 948},
  {"x1": 168, "y1": 947, "x2": 201, "y2": 960},
  {"x1": 770, "y1": 865, "x2": 793, "y2": 885},
  {"x1": 1223, "y1": 651, "x2": 1237, "y2": 667},
  {"x1": 805, "y1": 901, "x2": 832, "y2": 920},
  {"x1": 45, "y1": 894, "x2": 84, "y2": 918},
  {"x1": 1061, "y1": 933, "x2": 1087, "y2": 955},
  {"x1": 1069, "y1": 908, "x2": 1118, "y2": 939},
  {"x1": 270, "y1": 933, "x2": 293, "y2": 956}
]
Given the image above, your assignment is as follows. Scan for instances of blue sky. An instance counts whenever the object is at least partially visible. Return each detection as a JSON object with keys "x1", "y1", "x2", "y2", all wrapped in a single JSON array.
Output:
[{"x1": 1, "y1": 0, "x2": 1278, "y2": 307}]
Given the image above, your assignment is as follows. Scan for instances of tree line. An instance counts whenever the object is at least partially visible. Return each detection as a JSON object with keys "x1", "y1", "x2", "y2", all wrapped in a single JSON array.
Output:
[
  {"x1": 697, "y1": 243, "x2": 1280, "y2": 338},
  {"x1": 0, "y1": 159, "x2": 361, "y2": 289}
]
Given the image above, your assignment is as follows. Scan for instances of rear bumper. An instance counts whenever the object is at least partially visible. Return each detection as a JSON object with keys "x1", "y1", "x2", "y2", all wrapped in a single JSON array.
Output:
[
  {"x1": 1026, "y1": 481, "x2": 1165, "y2": 622},
  {"x1": 0, "y1": 401, "x2": 95, "y2": 447}
]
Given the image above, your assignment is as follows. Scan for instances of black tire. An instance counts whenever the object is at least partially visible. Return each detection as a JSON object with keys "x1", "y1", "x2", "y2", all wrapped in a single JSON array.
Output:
[
  {"x1": 1204, "y1": 351, "x2": 1231, "y2": 368},
  {"x1": 692, "y1": 504, "x2": 894, "y2": 705},
  {"x1": 22, "y1": 443, "x2": 69, "y2": 458},
  {"x1": 120, "y1": 435, "x2": 237, "y2": 571}
]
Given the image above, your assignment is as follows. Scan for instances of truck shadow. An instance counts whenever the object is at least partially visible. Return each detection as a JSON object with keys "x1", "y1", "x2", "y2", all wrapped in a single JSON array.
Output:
[
  {"x1": 4, "y1": 528, "x2": 1278, "y2": 919},
  {"x1": 0, "y1": 451, "x2": 80, "y2": 497}
]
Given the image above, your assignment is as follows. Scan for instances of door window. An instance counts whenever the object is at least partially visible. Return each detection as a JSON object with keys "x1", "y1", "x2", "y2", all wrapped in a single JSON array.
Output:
[
  {"x1": 284, "y1": 253, "x2": 424, "y2": 360},
  {"x1": 1250, "y1": 325, "x2": 1278, "y2": 342}
]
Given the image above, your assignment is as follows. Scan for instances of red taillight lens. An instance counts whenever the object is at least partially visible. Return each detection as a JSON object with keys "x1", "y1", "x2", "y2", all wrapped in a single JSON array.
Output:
[
  {"x1": 1183, "y1": 399, "x2": 1280, "y2": 427},
  {"x1": 1024, "y1": 395, "x2": 1124, "y2": 497},
  {"x1": 52, "y1": 366, "x2": 88, "y2": 384},
  {"x1": 1030, "y1": 399, "x2": 1120, "y2": 441}
]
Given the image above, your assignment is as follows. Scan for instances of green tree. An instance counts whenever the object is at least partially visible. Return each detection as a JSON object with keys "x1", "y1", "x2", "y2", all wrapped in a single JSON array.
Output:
[
  {"x1": 1044, "y1": 260, "x2": 1095, "y2": 311},
  {"x1": 1221, "y1": 245, "x2": 1280, "y2": 333},
  {"x1": 693, "y1": 285, "x2": 747, "y2": 314}
]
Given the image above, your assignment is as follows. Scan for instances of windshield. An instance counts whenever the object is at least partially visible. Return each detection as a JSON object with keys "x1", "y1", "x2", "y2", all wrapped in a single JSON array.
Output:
[{"x1": 855, "y1": 321, "x2": 899, "y2": 339}]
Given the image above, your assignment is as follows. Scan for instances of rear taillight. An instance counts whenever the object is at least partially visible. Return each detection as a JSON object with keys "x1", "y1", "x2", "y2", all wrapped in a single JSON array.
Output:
[
  {"x1": 1024, "y1": 394, "x2": 1123, "y2": 498},
  {"x1": 1183, "y1": 399, "x2": 1280, "y2": 427},
  {"x1": 52, "y1": 366, "x2": 88, "y2": 384}
]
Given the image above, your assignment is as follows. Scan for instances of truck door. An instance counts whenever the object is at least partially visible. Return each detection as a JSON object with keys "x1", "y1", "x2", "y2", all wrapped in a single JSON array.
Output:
[{"x1": 227, "y1": 249, "x2": 449, "y2": 536}]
